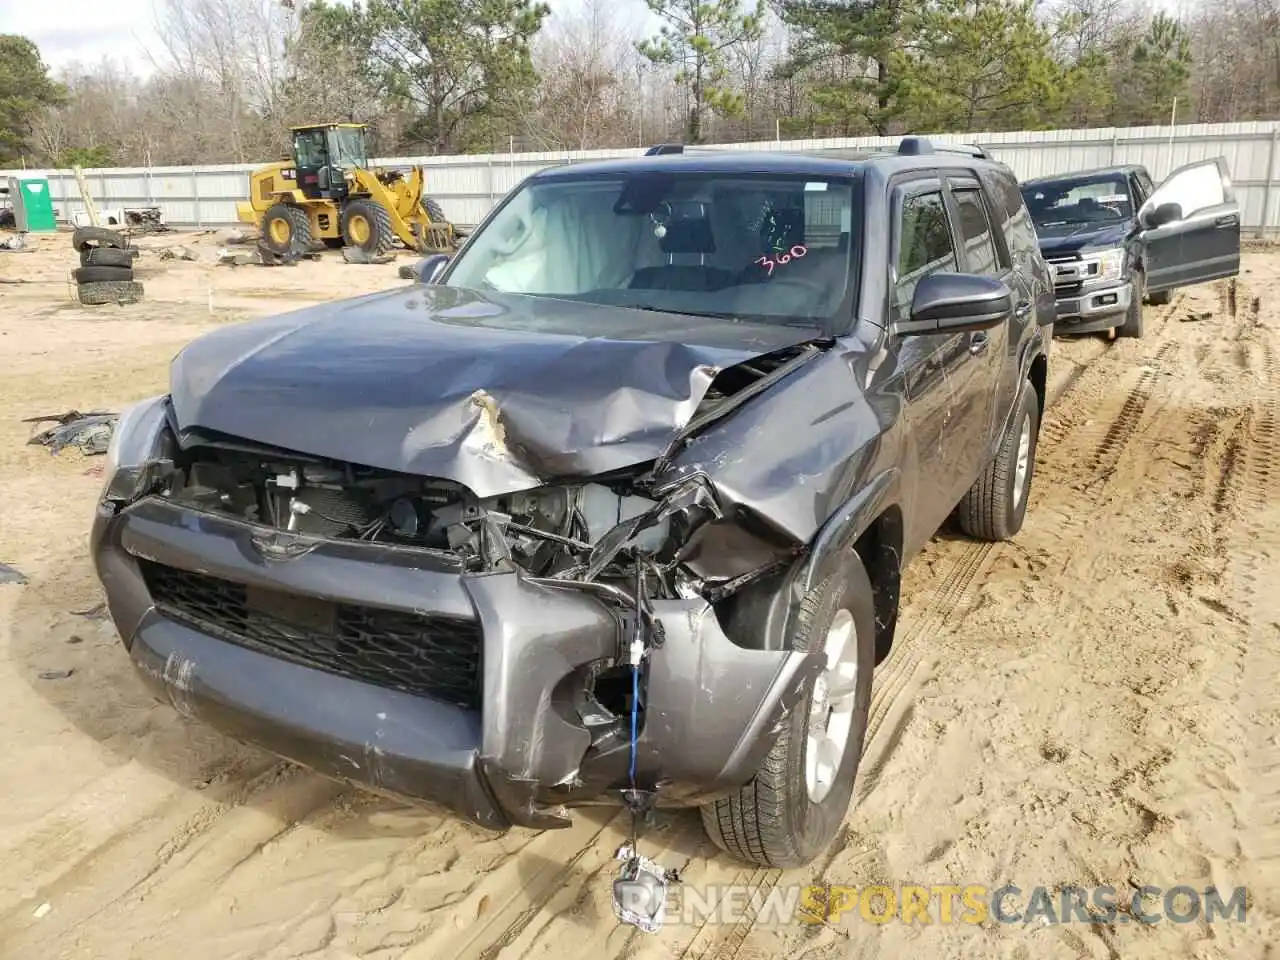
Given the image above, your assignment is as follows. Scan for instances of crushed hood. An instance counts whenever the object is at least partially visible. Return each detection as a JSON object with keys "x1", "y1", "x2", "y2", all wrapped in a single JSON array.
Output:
[{"x1": 169, "y1": 285, "x2": 817, "y2": 497}]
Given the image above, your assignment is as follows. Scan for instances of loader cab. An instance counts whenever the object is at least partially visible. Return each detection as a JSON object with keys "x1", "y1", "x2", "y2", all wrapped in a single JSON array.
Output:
[{"x1": 290, "y1": 124, "x2": 370, "y2": 201}]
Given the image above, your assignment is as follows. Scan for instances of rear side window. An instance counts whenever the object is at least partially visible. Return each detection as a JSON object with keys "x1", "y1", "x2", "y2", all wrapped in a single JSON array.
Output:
[
  {"x1": 985, "y1": 168, "x2": 1039, "y2": 262},
  {"x1": 893, "y1": 190, "x2": 957, "y2": 321},
  {"x1": 952, "y1": 188, "x2": 999, "y2": 274}
]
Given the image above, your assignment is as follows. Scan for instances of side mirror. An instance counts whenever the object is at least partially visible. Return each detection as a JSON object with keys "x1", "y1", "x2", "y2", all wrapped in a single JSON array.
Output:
[
  {"x1": 901, "y1": 272, "x2": 1013, "y2": 335},
  {"x1": 402, "y1": 253, "x2": 450, "y2": 283},
  {"x1": 1139, "y1": 201, "x2": 1182, "y2": 230}
]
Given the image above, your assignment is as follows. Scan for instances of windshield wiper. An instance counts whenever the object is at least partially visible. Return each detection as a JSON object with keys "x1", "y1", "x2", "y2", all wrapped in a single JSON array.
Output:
[{"x1": 624, "y1": 303, "x2": 821, "y2": 329}]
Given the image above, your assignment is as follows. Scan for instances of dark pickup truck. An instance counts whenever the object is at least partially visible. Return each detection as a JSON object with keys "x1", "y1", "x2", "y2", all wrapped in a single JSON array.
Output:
[
  {"x1": 1021, "y1": 158, "x2": 1241, "y2": 337},
  {"x1": 91, "y1": 138, "x2": 1054, "y2": 899}
]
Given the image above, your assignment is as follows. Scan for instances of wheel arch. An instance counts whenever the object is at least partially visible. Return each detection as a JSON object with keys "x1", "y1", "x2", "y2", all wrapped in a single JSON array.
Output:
[{"x1": 722, "y1": 469, "x2": 903, "y2": 664}]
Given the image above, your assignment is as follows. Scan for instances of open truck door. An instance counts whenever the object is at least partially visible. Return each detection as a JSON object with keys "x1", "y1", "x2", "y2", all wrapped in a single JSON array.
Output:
[{"x1": 1138, "y1": 157, "x2": 1240, "y2": 295}]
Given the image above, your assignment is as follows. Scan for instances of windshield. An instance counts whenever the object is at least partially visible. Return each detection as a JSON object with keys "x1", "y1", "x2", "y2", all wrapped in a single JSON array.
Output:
[
  {"x1": 1021, "y1": 174, "x2": 1134, "y2": 228},
  {"x1": 443, "y1": 171, "x2": 860, "y2": 329},
  {"x1": 328, "y1": 127, "x2": 368, "y2": 168}
]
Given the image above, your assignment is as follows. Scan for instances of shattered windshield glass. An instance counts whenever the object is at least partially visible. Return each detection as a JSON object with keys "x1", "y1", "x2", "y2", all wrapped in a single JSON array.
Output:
[
  {"x1": 1021, "y1": 174, "x2": 1134, "y2": 228},
  {"x1": 444, "y1": 171, "x2": 860, "y2": 329}
]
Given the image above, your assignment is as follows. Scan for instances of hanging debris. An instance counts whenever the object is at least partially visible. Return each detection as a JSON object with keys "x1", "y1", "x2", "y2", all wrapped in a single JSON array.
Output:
[{"x1": 24, "y1": 410, "x2": 117, "y2": 455}]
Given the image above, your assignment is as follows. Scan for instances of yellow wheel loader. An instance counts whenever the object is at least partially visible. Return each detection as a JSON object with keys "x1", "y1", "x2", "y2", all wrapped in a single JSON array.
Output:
[{"x1": 236, "y1": 123, "x2": 458, "y2": 258}]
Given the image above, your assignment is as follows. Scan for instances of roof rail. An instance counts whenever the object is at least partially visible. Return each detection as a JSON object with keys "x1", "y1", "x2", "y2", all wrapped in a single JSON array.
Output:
[
  {"x1": 897, "y1": 135, "x2": 990, "y2": 159},
  {"x1": 644, "y1": 144, "x2": 685, "y2": 156}
]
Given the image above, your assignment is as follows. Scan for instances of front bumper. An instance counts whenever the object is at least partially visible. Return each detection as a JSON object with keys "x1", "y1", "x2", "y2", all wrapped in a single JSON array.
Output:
[
  {"x1": 92, "y1": 497, "x2": 821, "y2": 829},
  {"x1": 1051, "y1": 281, "x2": 1131, "y2": 335}
]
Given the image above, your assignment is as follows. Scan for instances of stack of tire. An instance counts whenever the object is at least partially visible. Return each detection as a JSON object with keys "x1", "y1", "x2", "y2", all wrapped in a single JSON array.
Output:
[{"x1": 72, "y1": 226, "x2": 143, "y2": 305}]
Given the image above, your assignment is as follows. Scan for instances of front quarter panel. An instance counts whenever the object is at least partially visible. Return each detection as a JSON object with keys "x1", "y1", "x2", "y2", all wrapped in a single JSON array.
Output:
[{"x1": 660, "y1": 343, "x2": 898, "y2": 546}]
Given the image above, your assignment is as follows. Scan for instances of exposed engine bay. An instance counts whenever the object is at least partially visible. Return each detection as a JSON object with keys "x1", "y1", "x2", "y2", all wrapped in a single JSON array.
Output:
[
  {"x1": 164, "y1": 443, "x2": 681, "y2": 584},
  {"x1": 156, "y1": 340, "x2": 818, "y2": 611}
]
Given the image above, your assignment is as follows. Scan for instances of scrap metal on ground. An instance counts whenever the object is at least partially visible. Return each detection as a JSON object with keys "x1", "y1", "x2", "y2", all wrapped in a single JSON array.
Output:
[{"x1": 24, "y1": 410, "x2": 117, "y2": 455}]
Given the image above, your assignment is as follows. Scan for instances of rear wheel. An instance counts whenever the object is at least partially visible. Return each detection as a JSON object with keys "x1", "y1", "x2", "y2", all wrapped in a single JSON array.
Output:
[
  {"x1": 260, "y1": 203, "x2": 312, "y2": 257},
  {"x1": 956, "y1": 381, "x2": 1041, "y2": 541},
  {"x1": 700, "y1": 556, "x2": 875, "y2": 868},
  {"x1": 341, "y1": 199, "x2": 395, "y2": 255}
]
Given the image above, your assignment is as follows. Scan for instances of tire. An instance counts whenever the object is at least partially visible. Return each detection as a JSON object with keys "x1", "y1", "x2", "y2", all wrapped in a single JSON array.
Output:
[
  {"x1": 700, "y1": 557, "x2": 876, "y2": 868},
  {"x1": 1116, "y1": 271, "x2": 1145, "y2": 339},
  {"x1": 80, "y1": 246, "x2": 137, "y2": 267},
  {"x1": 74, "y1": 265, "x2": 133, "y2": 284},
  {"x1": 956, "y1": 381, "x2": 1041, "y2": 541},
  {"x1": 260, "y1": 203, "x2": 313, "y2": 257},
  {"x1": 341, "y1": 199, "x2": 395, "y2": 255},
  {"x1": 1147, "y1": 289, "x2": 1172, "y2": 306},
  {"x1": 77, "y1": 280, "x2": 143, "y2": 305},
  {"x1": 71, "y1": 226, "x2": 128, "y2": 251},
  {"x1": 423, "y1": 197, "x2": 447, "y2": 223}
]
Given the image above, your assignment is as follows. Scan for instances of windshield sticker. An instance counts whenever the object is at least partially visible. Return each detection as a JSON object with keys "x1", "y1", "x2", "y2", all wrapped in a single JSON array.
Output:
[
  {"x1": 805, "y1": 182, "x2": 828, "y2": 192},
  {"x1": 755, "y1": 245, "x2": 808, "y2": 275},
  {"x1": 1098, "y1": 194, "x2": 1128, "y2": 203}
]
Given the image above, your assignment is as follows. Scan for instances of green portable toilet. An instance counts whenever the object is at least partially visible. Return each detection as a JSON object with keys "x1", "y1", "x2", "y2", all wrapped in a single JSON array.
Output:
[{"x1": 6, "y1": 177, "x2": 58, "y2": 232}]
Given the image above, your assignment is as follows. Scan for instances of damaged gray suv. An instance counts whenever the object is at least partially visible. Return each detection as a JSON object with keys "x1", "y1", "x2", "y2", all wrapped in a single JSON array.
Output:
[{"x1": 92, "y1": 138, "x2": 1054, "y2": 872}]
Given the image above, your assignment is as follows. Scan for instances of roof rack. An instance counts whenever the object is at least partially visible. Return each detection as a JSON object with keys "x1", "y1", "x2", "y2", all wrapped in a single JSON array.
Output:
[
  {"x1": 641, "y1": 137, "x2": 992, "y2": 161},
  {"x1": 896, "y1": 136, "x2": 990, "y2": 159}
]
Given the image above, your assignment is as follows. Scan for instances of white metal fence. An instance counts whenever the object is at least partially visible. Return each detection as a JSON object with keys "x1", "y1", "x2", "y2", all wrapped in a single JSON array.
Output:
[{"x1": 4, "y1": 121, "x2": 1278, "y2": 234}]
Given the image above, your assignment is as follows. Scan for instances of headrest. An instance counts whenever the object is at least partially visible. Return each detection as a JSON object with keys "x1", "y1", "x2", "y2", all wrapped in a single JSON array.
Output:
[{"x1": 661, "y1": 217, "x2": 715, "y2": 255}]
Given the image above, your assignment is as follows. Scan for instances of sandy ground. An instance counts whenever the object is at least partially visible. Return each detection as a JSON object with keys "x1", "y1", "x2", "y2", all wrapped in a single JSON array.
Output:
[{"x1": 0, "y1": 231, "x2": 1277, "y2": 959}]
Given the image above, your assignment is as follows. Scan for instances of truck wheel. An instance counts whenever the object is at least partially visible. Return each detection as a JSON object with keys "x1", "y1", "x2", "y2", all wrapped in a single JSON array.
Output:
[
  {"x1": 260, "y1": 204, "x2": 312, "y2": 257},
  {"x1": 341, "y1": 199, "x2": 395, "y2": 255},
  {"x1": 77, "y1": 280, "x2": 143, "y2": 305},
  {"x1": 74, "y1": 265, "x2": 133, "y2": 284},
  {"x1": 700, "y1": 556, "x2": 875, "y2": 868},
  {"x1": 80, "y1": 246, "x2": 136, "y2": 267},
  {"x1": 1116, "y1": 272, "x2": 1145, "y2": 339},
  {"x1": 956, "y1": 381, "x2": 1040, "y2": 541},
  {"x1": 71, "y1": 226, "x2": 128, "y2": 251}
]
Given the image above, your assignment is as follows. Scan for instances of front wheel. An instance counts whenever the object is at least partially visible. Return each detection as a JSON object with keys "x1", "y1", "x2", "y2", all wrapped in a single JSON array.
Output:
[
  {"x1": 700, "y1": 556, "x2": 875, "y2": 868},
  {"x1": 956, "y1": 381, "x2": 1041, "y2": 541},
  {"x1": 1116, "y1": 272, "x2": 1145, "y2": 339}
]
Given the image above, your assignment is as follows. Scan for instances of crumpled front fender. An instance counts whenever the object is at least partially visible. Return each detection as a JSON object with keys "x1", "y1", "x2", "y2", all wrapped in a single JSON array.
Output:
[
  {"x1": 637, "y1": 598, "x2": 825, "y2": 801},
  {"x1": 462, "y1": 571, "x2": 622, "y2": 827}
]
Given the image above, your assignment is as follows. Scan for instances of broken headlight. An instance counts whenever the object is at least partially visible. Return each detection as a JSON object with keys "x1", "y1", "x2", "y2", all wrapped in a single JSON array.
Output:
[{"x1": 102, "y1": 395, "x2": 172, "y2": 502}]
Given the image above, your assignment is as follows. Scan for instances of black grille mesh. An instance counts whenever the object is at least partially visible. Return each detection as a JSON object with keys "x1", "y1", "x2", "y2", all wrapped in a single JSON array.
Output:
[{"x1": 140, "y1": 561, "x2": 482, "y2": 709}]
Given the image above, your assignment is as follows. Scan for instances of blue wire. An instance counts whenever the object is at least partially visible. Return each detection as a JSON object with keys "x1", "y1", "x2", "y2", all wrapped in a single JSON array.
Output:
[{"x1": 629, "y1": 662, "x2": 640, "y2": 784}]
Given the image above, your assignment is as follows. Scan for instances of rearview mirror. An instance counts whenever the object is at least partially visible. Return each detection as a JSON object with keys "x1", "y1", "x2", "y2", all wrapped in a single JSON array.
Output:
[
  {"x1": 1139, "y1": 201, "x2": 1182, "y2": 230},
  {"x1": 900, "y1": 273, "x2": 1012, "y2": 335}
]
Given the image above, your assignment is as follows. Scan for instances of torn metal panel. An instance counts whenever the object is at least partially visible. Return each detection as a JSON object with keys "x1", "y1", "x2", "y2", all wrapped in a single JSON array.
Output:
[
  {"x1": 636, "y1": 599, "x2": 825, "y2": 799},
  {"x1": 167, "y1": 285, "x2": 817, "y2": 498},
  {"x1": 657, "y1": 347, "x2": 890, "y2": 544}
]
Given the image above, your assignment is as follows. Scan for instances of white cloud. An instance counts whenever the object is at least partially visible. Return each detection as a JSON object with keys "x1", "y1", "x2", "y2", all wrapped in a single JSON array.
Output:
[{"x1": 2, "y1": 0, "x2": 164, "y2": 75}]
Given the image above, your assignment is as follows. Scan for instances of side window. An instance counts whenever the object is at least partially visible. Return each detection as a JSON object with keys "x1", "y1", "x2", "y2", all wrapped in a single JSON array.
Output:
[
  {"x1": 893, "y1": 190, "x2": 957, "y2": 321},
  {"x1": 1145, "y1": 161, "x2": 1226, "y2": 220},
  {"x1": 987, "y1": 169, "x2": 1037, "y2": 263},
  {"x1": 1136, "y1": 169, "x2": 1155, "y2": 199},
  {"x1": 952, "y1": 188, "x2": 1000, "y2": 275}
]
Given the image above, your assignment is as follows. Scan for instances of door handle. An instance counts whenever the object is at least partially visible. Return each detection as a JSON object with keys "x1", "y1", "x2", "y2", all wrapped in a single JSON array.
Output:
[
  {"x1": 969, "y1": 332, "x2": 990, "y2": 355},
  {"x1": 1215, "y1": 214, "x2": 1238, "y2": 229},
  {"x1": 1014, "y1": 300, "x2": 1032, "y2": 319}
]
